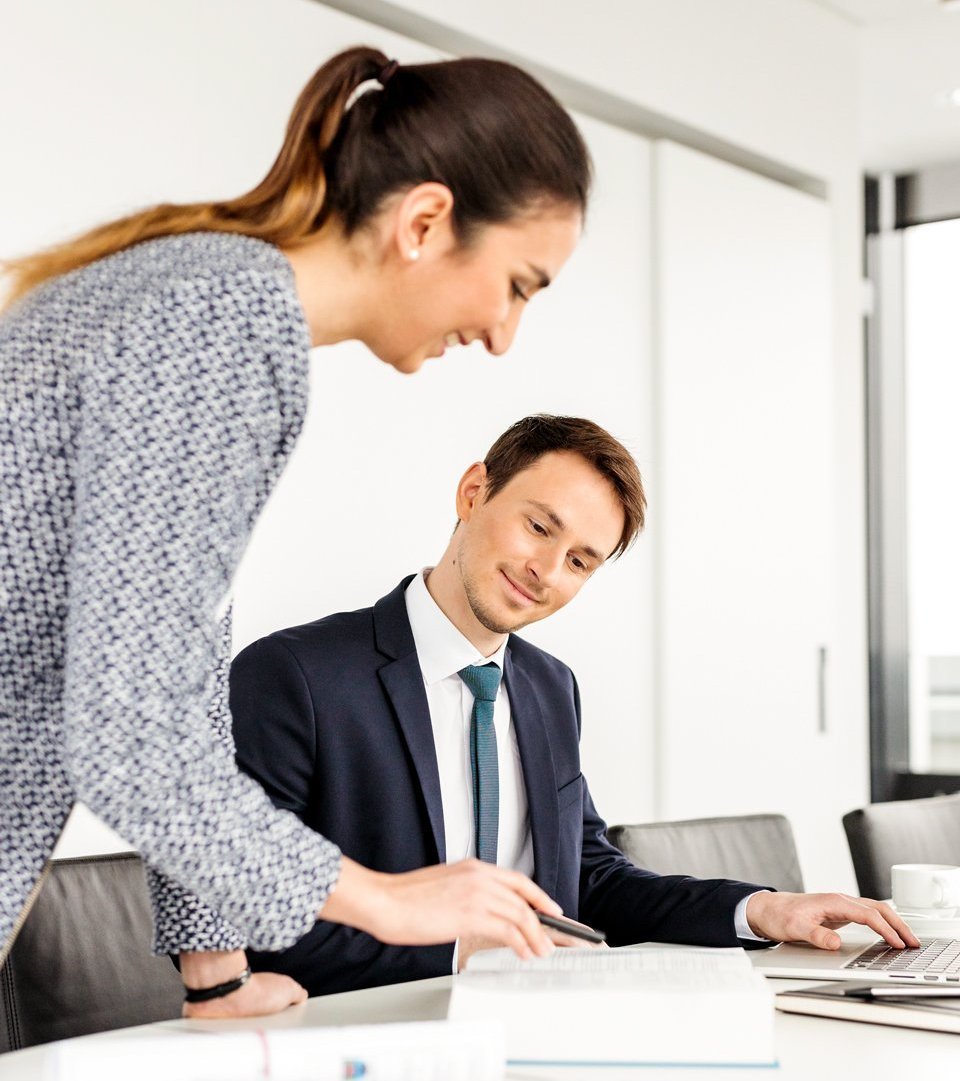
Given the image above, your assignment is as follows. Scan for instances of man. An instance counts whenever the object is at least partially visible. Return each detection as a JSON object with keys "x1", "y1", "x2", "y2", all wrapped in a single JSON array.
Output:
[{"x1": 228, "y1": 415, "x2": 916, "y2": 996}]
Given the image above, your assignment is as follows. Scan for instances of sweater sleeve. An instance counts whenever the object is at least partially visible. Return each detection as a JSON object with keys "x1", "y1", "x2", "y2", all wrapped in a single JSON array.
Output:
[
  {"x1": 145, "y1": 609, "x2": 246, "y2": 954},
  {"x1": 61, "y1": 270, "x2": 340, "y2": 952}
]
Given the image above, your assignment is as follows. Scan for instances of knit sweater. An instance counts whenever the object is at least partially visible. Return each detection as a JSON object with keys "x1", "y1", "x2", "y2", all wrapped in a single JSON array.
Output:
[{"x1": 0, "y1": 232, "x2": 340, "y2": 955}]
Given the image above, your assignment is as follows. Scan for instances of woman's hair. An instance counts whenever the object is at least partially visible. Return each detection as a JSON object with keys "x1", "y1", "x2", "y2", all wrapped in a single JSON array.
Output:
[
  {"x1": 481, "y1": 415, "x2": 646, "y2": 560},
  {"x1": 3, "y1": 46, "x2": 591, "y2": 306}
]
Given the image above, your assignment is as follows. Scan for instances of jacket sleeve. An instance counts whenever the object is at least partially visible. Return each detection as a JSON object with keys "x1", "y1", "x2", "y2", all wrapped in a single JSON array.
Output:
[
  {"x1": 577, "y1": 778, "x2": 767, "y2": 948},
  {"x1": 62, "y1": 272, "x2": 340, "y2": 953},
  {"x1": 231, "y1": 637, "x2": 455, "y2": 993},
  {"x1": 568, "y1": 679, "x2": 769, "y2": 949}
]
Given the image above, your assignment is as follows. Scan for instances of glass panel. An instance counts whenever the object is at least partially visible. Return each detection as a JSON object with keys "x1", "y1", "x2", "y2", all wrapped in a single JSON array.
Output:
[{"x1": 904, "y1": 219, "x2": 960, "y2": 773}]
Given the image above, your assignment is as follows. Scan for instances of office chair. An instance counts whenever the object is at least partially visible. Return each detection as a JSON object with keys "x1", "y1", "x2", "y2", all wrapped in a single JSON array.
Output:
[
  {"x1": 607, "y1": 813, "x2": 805, "y2": 893},
  {"x1": 842, "y1": 793, "x2": 960, "y2": 901},
  {"x1": 0, "y1": 852, "x2": 183, "y2": 1053}
]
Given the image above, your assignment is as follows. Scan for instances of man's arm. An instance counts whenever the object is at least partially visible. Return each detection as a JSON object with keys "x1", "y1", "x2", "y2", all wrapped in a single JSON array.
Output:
[{"x1": 576, "y1": 779, "x2": 762, "y2": 947}]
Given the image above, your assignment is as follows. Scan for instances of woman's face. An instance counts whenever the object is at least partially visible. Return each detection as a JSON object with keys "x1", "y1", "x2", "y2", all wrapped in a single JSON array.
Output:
[{"x1": 369, "y1": 202, "x2": 582, "y2": 374}]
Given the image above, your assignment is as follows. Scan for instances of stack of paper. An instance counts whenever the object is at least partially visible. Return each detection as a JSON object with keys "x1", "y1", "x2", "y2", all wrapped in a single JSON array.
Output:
[
  {"x1": 448, "y1": 945, "x2": 777, "y2": 1067},
  {"x1": 48, "y1": 1020, "x2": 503, "y2": 1081}
]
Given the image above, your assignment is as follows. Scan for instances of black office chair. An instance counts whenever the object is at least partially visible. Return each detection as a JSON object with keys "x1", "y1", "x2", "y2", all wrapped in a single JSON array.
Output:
[
  {"x1": 0, "y1": 852, "x2": 183, "y2": 1053},
  {"x1": 607, "y1": 813, "x2": 805, "y2": 893},
  {"x1": 842, "y1": 794, "x2": 960, "y2": 900}
]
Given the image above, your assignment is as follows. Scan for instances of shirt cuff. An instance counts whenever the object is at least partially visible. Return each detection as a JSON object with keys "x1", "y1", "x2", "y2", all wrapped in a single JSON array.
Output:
[
  {"x1": 452, "y1": 938, "x2": 460, "y2": 974},
  {"x1": 735, "y1": 891, "x2": 773, "y2": 942}
]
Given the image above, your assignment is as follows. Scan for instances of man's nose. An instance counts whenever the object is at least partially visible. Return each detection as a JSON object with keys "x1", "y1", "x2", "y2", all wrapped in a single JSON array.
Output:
[{"x1": 527, "y1": 545, "x2": 565, "y2": 586}]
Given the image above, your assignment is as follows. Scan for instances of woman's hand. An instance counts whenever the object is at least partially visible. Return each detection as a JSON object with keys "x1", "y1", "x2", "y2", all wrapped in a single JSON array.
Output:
[
  {"x1": 179, "y1": 949, "x2": 307, "y2": 1019},
  {"x1": 320, "y1": 857, "x2": 560, "y2": 959}
]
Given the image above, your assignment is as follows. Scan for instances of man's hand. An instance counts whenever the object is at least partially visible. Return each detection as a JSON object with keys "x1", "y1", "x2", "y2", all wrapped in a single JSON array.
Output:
[
  {"x1": 457, "y1": 917, "x2": 606, "y2": 972},
  {"x1": 745, "y1": 892, "x2": 921, "y2": 950},
  {"x1": 180, "y1": 949, "x2": 307, "y2": 1019},
  {"x1": 320, "y1": 857, "x2": 561, "y2": 960}
]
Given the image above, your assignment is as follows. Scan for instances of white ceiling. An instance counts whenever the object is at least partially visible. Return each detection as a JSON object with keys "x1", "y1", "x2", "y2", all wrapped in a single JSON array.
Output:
[
  {"x1": 809, "y1": 0, "x2": 960, "y2": 170},
  {"x1": 853, "y1": 1, "x2": 960, "y2": 170}
]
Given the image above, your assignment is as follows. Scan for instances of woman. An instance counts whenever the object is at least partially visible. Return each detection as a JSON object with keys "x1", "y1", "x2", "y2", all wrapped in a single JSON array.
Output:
[{"x1": 0, "y1": 46, "x2": 590, "y2": 1015}]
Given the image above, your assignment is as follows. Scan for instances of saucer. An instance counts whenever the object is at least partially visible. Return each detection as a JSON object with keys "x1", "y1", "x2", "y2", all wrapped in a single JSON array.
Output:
[{"x1": 889, "y1": 900, "x2": 960, "y2": 939}]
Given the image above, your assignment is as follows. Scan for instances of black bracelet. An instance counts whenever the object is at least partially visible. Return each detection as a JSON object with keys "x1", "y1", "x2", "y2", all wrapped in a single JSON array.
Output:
[{"x1": 183, "y1": 966, "x2": 251, "y2": 1003}]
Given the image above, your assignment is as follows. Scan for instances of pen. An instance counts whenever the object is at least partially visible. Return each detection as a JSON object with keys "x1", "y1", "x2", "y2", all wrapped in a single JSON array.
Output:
[
  {"x1": 537, "y1": 912, "x2": 606, "y2": 944},
  {"x1": 845, "y1": 984, "x2": 960, "y2": 999}
]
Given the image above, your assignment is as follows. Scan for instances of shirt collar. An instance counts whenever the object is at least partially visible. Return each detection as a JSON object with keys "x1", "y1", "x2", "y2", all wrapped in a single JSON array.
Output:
[{"x1": 404, "y1": 569, "x2": 508, "y2": 686}]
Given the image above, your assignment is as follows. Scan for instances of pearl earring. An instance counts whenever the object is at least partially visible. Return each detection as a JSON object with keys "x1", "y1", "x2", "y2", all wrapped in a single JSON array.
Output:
[{"x1": 408, "y1": 249, "x2": 420, "y2": 261}]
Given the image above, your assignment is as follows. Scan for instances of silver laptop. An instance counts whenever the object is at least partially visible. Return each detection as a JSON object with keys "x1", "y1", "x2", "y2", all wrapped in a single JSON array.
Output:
[{"x1": 753, "y1": 937, "x2": 960, "y2": 984}]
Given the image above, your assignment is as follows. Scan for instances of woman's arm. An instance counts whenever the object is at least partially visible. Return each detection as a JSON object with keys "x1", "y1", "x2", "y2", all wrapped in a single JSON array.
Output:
[{"x1": 64, "y1": 267, "x2": 557, "y2": 980}]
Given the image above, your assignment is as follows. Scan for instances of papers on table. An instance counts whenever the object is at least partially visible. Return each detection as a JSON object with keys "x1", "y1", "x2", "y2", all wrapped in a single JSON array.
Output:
[
  {"x1": 449, "y1": 945, "x2": 777, "y2": 1067},
  {"x1": 48, "y1": 1020, "x2": 503, "y2": 1081}
]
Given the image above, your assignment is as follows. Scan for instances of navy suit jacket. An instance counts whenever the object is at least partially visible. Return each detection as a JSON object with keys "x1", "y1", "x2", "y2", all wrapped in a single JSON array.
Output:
[{"x1": 231, "y1": 577, "x2": 765, "y2": 996}]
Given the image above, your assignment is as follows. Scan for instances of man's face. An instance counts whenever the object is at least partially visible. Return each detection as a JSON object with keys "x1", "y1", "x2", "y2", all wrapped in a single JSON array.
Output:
[{"x1": 454, "y1": 451, "x2": 626, "y2": 635}]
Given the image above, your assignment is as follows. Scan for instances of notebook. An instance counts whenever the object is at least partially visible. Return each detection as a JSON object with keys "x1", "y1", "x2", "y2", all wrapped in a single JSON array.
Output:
[{"x1": 776, "y1": 980, "x2": 960, "y2": 1034}]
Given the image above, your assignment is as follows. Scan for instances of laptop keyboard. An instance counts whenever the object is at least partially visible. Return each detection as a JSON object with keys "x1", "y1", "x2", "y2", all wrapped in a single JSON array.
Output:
[{"x1": 845, "y1": 938, "x2": 960, "y2": 981}]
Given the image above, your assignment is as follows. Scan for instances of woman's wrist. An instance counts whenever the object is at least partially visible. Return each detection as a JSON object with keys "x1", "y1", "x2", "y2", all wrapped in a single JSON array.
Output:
[{"x1": 180, "y1": 948, "x2": 250, "y2": 990}]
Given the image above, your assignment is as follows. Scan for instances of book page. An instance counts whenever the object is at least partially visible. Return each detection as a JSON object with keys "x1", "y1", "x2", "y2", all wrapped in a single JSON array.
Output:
[{"x1": 464, "y1": 945, "x2": 760, "y2": 990}]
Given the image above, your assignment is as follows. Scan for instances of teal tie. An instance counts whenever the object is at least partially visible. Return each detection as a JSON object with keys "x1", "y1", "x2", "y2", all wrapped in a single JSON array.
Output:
[{"x1": 458, "y1": 662, "x2": 502, "y2": 864}]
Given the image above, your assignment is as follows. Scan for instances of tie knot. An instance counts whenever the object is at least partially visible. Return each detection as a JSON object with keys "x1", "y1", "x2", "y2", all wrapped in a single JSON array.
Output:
[{"x1": 458, "y1": 662, "x2": 502, "y2": 703}]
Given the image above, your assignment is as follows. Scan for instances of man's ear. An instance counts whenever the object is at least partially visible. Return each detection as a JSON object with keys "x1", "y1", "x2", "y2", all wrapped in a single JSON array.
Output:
[
  {"x1": 455, "y1": 462, "x2": 487, "y2": 522},
  {"x1": 392, "y1": 182, "x2": 456, "y2": 262}
]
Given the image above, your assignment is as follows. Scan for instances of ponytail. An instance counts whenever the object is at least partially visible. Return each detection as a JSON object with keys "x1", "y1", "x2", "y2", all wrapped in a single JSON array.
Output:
[{"x1": 3, "y1": 46, "x2": 590, "y2": 307}]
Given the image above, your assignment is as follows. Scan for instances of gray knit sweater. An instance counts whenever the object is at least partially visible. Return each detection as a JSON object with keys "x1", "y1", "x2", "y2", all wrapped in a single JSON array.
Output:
[{"x1": 0, "y1": 232, "x2": 341, "y2": 955}]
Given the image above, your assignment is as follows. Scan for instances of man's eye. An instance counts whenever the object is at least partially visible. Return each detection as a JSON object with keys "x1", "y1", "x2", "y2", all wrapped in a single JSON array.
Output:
[
  {"x1": 511, "y1": 281, "x2": 530, "y2": 302},
  {"x1": 529, "y1": 518, "x2": 547, "y2": 535}
]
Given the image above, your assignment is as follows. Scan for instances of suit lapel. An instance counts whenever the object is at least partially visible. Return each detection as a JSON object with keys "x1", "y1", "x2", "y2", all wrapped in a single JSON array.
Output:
[
  {"x1": 504, "y1": 646, "x2": 561, "y2": 898},
  {"x1": 375, "y1": 581, "x2": 447, "y2": 864}
]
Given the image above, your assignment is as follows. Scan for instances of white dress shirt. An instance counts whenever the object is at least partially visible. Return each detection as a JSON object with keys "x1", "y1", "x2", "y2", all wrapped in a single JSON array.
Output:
[
  {"x1": 404, "y1": 571, "x2": 534, "y2": 876},
  {"x1": 403, "y1": 571, "x2": 764, "y2": 947}
]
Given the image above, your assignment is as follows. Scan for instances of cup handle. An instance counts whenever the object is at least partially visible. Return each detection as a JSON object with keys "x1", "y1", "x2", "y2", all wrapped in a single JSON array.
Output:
[{"x1": 933, "y1": 874, "x2": 960, "y2": 909}]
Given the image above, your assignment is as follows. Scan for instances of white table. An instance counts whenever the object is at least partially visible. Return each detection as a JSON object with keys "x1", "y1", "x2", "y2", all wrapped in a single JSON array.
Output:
[{"x1": 4, "y1": 962, "x2": 959, "y2": 1079}]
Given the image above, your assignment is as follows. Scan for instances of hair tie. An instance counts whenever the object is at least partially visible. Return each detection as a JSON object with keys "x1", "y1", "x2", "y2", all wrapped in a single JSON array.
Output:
[{"x1": 378, "y1": 59, "x2": 400, "y2": 85}]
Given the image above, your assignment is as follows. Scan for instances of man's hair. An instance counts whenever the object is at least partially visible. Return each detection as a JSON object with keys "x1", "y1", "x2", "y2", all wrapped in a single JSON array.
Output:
[{"x1": 481, "y1": 415, "x2": 646, "y2": 560}]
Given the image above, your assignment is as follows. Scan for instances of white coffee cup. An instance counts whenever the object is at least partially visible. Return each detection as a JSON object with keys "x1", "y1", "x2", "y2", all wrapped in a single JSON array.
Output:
[{"x1": 891, "y1": 863, "x2": 960, "y2": 916}]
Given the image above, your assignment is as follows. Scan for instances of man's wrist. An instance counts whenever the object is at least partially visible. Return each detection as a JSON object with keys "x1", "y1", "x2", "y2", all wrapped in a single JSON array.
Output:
[
  {"x1": 180, "y1": 949, "x2": 250, "y2": 990},
  {"x1": 318, "y1": 856, "x2": 387, "y2": 937},
  {"x1": 741, "y1": 891, "x2": 775, "y2": 941}
]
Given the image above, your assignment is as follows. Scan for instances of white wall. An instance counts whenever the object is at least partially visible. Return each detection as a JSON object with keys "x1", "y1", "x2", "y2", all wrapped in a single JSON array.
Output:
[
  {"x1": 5, "y1": 0, "x2": 655, "y2": 855},
  {"x1": 379, "y1": 0, "x2": 869, "y2": 885},
  {"x1": 231, "y1": 111, "x2": 655, "y2": 829},
  {"x1": 6, "y1": 0, "x2": 871, "y2": 890}
]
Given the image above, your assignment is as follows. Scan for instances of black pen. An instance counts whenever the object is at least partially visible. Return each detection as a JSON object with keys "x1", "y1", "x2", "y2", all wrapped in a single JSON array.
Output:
[
  {"x1": 845, "y1": 984, "x2": 960, "y2": 999},
  {"x1": 538, "y1": 912, "x2": 606, "y2": 944}
]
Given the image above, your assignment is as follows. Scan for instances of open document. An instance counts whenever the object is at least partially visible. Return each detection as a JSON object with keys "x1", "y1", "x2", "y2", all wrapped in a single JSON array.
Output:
[
  {"x1": 448, "y1": 945, "x2": 777, "y2": 1067},
  {"x1": 47, "y1": 1020, "x2": 504, "y2": 1081}
]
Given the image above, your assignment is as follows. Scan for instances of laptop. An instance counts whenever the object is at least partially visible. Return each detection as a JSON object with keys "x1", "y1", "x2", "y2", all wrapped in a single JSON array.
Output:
[{"x1": 753, "y1": 937, "x2": 960, "y2": 984}]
